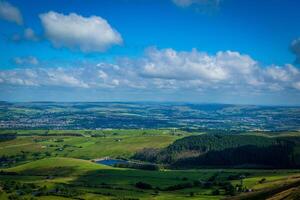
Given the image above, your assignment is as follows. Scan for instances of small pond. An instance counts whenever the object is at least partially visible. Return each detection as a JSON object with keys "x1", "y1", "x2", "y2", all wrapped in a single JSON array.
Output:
[{"x1": 96, "y1": 159, "x2": 129, "y2": 166}]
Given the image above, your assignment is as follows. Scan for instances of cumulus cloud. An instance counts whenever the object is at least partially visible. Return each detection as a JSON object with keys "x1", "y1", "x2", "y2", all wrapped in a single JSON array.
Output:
[
  {"x1": 46, "y1": 68, "x2": 89, "y2": 88},
  {"x1": 0, "y1": 64, "x2": 124, "y2": 88},
  {"x1": 291, "y1": 38, "x2": 300, "y2": 63},
  {"x1": 139, "y1": 48, "x2": 256, "y2": 82},
  {"x1": 133, "y1": 48, "x2": 300, "y2": 91},
  {"x1": 0, "y1": 1, "x2": 22, "y2": 25},
  {"x1": 39, "y1": 11, "x2": 122, "y2": 52},
  {"x1": 13, "y1": 56, "x2": 39, "y2": 65},
  {"x1": 1, "y1": 48, "x2": 300, "y2": 94}
]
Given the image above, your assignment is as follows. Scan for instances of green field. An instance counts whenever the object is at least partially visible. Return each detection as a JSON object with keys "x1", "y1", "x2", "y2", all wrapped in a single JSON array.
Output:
[
  {"x1": 0, "y1": 129, "x2": 189, "y2": 160},
  {"x1": 1, "y1": 130, "x2": 300, "y2": 200}
]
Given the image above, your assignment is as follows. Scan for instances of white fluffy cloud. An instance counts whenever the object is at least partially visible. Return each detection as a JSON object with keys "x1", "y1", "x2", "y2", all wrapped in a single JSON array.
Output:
[
  {"x1": 139, "y1": 48, "x2": 255, "y2": 82},
  {"x1": 0, "y1": 64, "x2": 125, "y2": 88},
  {"x1": 134, "y1": 48, "x2": 300, "y2": 91},
  {"x1": 1, "y1": 48, "x2": 300, "y2": 94},
  {"x1": 39, "y1": 11, "x2": 122, "y2": 52},
  {"x1": 0, "y1": 1, "x2": 22, "y2": 25}
]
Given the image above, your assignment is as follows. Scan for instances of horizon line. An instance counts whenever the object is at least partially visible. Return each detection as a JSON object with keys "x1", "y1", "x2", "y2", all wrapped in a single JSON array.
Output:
[{"x1": 1, "y1": 100, "x2": 300, "y2": 107}]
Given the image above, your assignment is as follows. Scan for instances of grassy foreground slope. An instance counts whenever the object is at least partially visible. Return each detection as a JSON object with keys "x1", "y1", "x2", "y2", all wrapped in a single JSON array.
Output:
[
  {"x1": 1, "y1": 157, "x2": 224, "y2": 199},
  {"x1": 2, "y1": 157, "x2": 300, "y2": 200}
]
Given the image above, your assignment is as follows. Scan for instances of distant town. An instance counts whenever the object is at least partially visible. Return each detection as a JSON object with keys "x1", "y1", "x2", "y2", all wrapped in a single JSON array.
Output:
[{"x1": 1, "y1": 102, "x2": 299, "y2": 131}]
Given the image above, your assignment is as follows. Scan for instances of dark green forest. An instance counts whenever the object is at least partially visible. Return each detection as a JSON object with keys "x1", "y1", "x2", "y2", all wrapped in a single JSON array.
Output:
[{"x1": 133, "y1": 134, "x2": 300, "y2": 168}]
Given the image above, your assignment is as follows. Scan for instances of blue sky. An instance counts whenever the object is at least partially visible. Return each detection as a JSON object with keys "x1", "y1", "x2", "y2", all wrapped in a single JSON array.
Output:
[{"x1": 1, "y1": 0, "x2": 300, "y2": 104}]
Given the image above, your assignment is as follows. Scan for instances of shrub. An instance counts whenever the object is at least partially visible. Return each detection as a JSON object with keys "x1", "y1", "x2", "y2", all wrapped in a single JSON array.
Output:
[
  {"x1": 212, "y1": 189, "x2": 220, "y2": 195},
  {"x1": 135, "y1": 182, "x2": 152, "y2": 189},
  {"x1": 224, "y1": 183, "x2": 236, "y2": 196},
  {"x1": 259, "y1": 178, "x2": 266, "y2": 184}
]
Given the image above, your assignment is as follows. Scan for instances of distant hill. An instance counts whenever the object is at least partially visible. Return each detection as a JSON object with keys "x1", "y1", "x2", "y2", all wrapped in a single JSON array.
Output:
[{"x1": 1, "y1": 102, "x2": 300, "y2": 130}]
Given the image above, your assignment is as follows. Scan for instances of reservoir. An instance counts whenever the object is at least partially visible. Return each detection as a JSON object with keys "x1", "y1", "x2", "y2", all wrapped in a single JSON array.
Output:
[{"x1": 95, "y1": 158, "x2": 129, "y2": 166}]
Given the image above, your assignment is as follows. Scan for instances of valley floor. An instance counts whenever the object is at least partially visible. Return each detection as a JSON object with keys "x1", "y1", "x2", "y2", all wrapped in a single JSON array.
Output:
[{"x1": 1, "y1": 129, "x2": 300, "y2": 200}]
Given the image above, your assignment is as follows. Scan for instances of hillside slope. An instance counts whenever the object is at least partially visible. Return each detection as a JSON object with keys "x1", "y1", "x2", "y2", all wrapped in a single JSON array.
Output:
[
  {"x1": 133, "y1": 134, "x2": 300, "y2": 168},
  {"x1": 5, "y1": 157, "x2": 111, "y2": 176}
]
